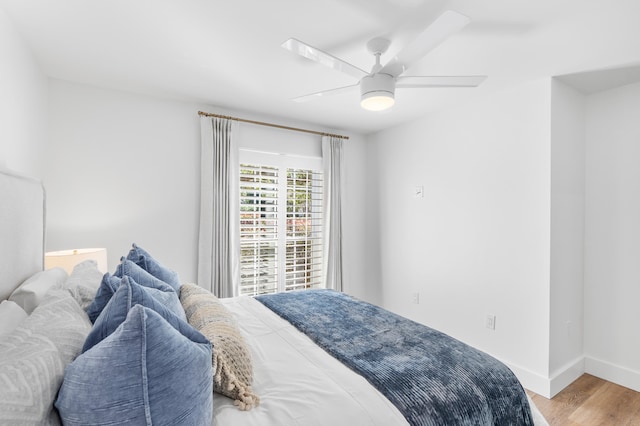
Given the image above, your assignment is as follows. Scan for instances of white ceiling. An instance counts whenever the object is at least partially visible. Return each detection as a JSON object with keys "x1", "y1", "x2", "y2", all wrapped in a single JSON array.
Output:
[{"x1": 2, "y1": 0, "x2": 640, "y2": 135}]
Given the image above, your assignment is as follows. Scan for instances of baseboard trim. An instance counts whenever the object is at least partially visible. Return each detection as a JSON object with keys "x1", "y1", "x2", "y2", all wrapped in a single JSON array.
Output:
[
  {"x1": 549, "y1": 357, "x2": 585, "y2": 397},
  {"x1": 506, "y1": 362, "x2": 553, "y2": 398},
  {"x1": 506, "y1": 357, "x2": 585, "y2": 398},
  {"x1": 500, "y1": 356, "x2": 640, "y2": 399},
  {"x1": 585, "y1": 356, "x2": 640, "y2": 392}
]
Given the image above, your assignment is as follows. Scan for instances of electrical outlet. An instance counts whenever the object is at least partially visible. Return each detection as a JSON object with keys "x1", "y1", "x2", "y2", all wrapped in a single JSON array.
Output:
[
  {"x1": 412, "y1": 292, "x2": 420, "y2": 304},
  {"x1": 486, "y1": 315, "x2": 496, "y2": 330}
]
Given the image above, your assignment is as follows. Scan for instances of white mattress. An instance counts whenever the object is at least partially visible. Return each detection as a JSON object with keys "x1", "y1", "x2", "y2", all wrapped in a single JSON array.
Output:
[{"x1": 213, "y1": 296, "x2": 548, "y2": 426}]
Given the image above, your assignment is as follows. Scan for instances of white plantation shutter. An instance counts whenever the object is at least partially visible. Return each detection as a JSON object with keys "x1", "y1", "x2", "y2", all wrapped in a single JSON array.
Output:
[
  {"x1": 286, "y1": 169, "x2": 323, "y2": 291},
  {"x1": 239, "y1": 151, "x2": 323, "y2": 296},
  {"x1": 239, "y1": 164, "x2": 279, "y2": 296}
]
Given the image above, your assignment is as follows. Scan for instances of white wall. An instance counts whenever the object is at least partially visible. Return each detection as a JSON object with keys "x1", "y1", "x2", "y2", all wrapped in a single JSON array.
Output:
[
  {"x1": 584, "y1": 81, "x2": 640, "y2": 392},
  {"x1": 45, "y1": 80, "x2": 203, "y2": 280},
  {"x1": 366, "y1": 74, "x2": 640, "y2": 397},
  {"x1": 366, "y1": 79, "x2": 553, "y2": 394},
  {"x1": 548, "y1": 80, "x2": 586, "y2": 395},
  {"x1": 0, "y1": 8, "x2": 48, "y2": 176},
  {"x1": 44, "y1": 80, "x2": 370, "y2": 302}
]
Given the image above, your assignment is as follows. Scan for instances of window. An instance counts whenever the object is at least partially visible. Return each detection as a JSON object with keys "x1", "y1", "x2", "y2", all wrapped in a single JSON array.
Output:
[{"x1": 239, "y1": 152, "x2": 323, "y2": 296}]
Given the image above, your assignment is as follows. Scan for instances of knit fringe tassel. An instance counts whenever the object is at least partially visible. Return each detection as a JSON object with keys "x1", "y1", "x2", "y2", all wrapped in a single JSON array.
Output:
[{"x1": 213, "y1": 353, "x2": 260, "y2": 411}]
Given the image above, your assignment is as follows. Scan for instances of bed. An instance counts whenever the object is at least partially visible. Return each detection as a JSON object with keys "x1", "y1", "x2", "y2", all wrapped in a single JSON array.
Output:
[{"x1": 0, "y1": 169, "x2": 548, "y2": 425}]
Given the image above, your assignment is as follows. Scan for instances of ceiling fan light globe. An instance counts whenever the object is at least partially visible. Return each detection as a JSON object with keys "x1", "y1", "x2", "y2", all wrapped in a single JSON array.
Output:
[
  {"x1": 360, "y1": 92, "x2": 395, "y2": 111},
  {"x1": 360, "y1": 73, "x2": 396, "y2": 111}
]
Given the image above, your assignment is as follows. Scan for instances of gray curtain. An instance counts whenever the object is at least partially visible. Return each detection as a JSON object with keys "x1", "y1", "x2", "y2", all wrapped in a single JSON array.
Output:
[
  {"x1": 198, "y1": 116, "x2": 239, "y2": 297},
  {"x1": 322, "y1": 136, "x2": 344, "y2": 292}
]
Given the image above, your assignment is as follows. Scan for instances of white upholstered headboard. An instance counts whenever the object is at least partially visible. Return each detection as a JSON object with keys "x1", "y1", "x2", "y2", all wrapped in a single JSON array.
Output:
[{"x1": 0, "y1": 169, "x2": 45, "y2": 301}]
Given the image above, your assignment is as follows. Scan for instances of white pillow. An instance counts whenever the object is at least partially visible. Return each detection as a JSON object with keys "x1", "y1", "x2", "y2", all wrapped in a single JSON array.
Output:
[
  {"x1": 0, "y1": 289, "x2": 92, "y2": 424},
  {"x1": 63, "y1": 260, "x2": 103, "y2": 309},
  {"x1": 9, "y1": 268, "x2": 68, "y2": 314},
  {"x1": 0, "y1": 300, "x2": 28, "y2": 337}
]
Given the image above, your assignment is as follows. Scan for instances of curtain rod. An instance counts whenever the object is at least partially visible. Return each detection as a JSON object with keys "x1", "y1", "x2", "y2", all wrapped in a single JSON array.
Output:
[{"x1": 197, "y1": 111, "x2": 349, "y2": 140}]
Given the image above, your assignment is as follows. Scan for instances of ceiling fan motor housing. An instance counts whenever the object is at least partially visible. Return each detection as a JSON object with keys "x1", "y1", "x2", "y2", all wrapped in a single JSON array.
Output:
[{"x1": 360, "y1": 73, "x2": 396, "y2": 111}]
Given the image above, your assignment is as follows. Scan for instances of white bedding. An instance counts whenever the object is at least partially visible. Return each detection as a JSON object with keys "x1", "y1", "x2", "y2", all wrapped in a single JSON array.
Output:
[{"x1": 214, "y1": 296, "x2": 548, "y2": 426}]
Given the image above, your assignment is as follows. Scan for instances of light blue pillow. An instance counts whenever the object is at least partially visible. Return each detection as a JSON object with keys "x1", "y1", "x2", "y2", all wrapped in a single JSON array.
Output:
[
  {"x1": 83, "y1": 276, "x2": 192, "y2": 353},
  {"x1": 126, "y1": 243, "x2": 181, "y2": 292},
  {"x1": 86, "y1": 272, "x2": 185, "y2": 324},
  {"x1": 56, "y1": 305, "x2": 213, "y2": 426},
  {"x1": 85, "y1": 273, "x2": 120, "y2": 323},
  {"x1": 114, "y1": 258, "x2": 175, "y2": 291}
]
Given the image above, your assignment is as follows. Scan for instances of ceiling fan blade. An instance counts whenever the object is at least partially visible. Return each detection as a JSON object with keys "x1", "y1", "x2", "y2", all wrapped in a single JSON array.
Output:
[
  {"x1": 380, "y1": 10, "x2": 471, "y2": 77},
  {"x1": 396, "y1": 75, "x2": 487, "y2": 88},
  {"x1": 292, "y1": 84, "x2": 359, "y2": 103},
  {"x1": 282, "y1": 38, "x2": 368, "y2": 81}
]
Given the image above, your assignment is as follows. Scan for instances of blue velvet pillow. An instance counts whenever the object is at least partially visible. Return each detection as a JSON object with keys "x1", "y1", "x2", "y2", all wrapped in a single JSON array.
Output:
[
  {"x1": 56, "y1": 305, "x2": 213, "y2": 426},
  {"x1": 126, "y1": 243, "x2": 181, "y2": 292},
  {"x1": 83, "y1": 276, "x2": 193, "y2": 353},
  {"x1": 114, "y1": 258, "x2": 177, "y2": 291},
  {"x1": 85, "y1": 273, "x2": 120, "y2": 323},
  {"x1": 86, "y1": 271, "x2": 185, "y2": 324}
]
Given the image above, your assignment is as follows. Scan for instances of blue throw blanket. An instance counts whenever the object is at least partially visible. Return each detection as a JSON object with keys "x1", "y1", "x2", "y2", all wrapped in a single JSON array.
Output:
[{"x1": 256, "y1": 290, "x2": 533, "y2": 426}]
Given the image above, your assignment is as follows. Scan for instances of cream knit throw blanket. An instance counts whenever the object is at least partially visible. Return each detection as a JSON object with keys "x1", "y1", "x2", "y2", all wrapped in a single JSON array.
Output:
[{"x1": 180, "y1": 284, "x2": 259, "y2": 410}]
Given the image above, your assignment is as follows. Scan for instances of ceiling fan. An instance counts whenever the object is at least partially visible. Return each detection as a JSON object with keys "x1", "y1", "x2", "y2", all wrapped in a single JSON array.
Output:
[{"x1": 282, "y1": 10, "x2": 487, "y2": 111}]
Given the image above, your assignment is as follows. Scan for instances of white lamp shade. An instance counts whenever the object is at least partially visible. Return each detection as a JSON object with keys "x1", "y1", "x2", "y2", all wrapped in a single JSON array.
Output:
[{"x1": 45, "y1": 248, "x2": 108, "y2": 274}]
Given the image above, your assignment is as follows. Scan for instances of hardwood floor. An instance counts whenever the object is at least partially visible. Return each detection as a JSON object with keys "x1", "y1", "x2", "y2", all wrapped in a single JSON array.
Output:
[{"x1": 526, "y1": 374, "x2": 640, "y2": 425}]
